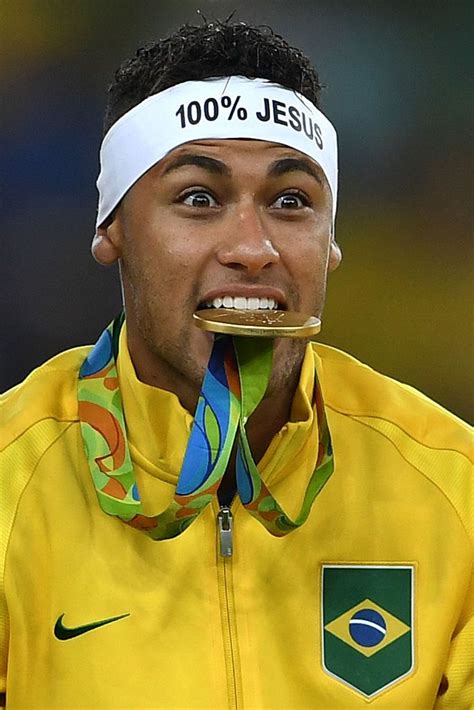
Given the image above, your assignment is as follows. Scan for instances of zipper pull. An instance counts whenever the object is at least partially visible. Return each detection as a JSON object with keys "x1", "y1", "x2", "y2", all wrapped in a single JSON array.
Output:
[{"x1": 217, "y1": 506, "x2": 233, "y2": 557}]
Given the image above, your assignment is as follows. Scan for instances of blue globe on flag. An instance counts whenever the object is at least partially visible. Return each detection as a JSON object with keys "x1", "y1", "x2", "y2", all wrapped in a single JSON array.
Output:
[{"x1": 349, "y1": 608, "x2": 387, "y2": 647}]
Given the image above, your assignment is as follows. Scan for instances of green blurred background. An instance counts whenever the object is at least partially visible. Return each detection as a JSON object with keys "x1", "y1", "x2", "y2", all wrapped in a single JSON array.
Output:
[{"x1": 1, "y1": 0, "x2": 473, "y2": 422}]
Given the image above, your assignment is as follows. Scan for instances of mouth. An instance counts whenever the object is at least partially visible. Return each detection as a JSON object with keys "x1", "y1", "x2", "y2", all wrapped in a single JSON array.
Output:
[
  {"x1": 199, "y1": 296, "x2": 282, "y2": 311},
  {"x1": 198, "y1": 288, "x2": 287, "y2": 312}
]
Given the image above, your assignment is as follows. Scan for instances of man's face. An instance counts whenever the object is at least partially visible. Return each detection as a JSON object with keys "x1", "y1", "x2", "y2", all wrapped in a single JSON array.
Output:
[{"x1": 98, "y1": 139, "x2": 340, "y2": 401}]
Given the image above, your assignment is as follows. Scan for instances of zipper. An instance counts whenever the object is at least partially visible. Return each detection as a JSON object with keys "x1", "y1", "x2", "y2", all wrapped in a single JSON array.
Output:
[
  {"x1": 216, "y1": 504, "x2": 242, "y2": 710},
  {"x1": 217, "y1": 506, "x2": 233, "y2": 557}
]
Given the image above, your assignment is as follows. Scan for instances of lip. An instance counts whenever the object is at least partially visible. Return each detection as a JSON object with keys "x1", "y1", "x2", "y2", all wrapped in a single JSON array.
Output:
[{"x1": 199, "y1": 285, "x2": 287, "y2": 309}]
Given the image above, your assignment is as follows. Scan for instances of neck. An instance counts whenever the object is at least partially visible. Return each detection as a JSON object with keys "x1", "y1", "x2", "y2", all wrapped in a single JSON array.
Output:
[
  {"x1": 126, "y1": 319, "x2": 304, "y2": 458},
  {"x1": 125, "y1": 323, "x2": 204, "y2": 414}
]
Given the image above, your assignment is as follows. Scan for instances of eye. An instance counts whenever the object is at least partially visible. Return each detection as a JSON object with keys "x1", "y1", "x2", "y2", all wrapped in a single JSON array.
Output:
[
  {"x1": 271, "y1": 192, "x2": 310, "y2": 209},
  {"x1": 180, "y1": 190, "x2": 219, "y2": 208}
]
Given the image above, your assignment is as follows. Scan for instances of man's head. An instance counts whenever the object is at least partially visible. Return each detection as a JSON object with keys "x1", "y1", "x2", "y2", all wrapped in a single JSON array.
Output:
[
  {"x1": 102, "y1": 21, "x2": 323, "y2": 135},
  {"x1": 92, "y1": 21, "x2": 341, "y2": 411}
]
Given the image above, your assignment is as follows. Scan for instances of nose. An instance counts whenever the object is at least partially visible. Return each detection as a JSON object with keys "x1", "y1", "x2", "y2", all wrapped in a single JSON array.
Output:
[{"x1": 216, "y1": 203, "x2": 279, "y2": 274}]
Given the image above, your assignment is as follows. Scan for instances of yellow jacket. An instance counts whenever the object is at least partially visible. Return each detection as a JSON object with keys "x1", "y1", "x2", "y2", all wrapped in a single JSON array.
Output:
[{"x1": 0, "y1": 330, "x2": 472, "y2": 709}]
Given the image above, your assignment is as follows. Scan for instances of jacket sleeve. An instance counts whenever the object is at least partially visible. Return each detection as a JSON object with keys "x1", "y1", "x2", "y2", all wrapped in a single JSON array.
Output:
[
  {"x1": 0, "y1": 470, "x2": 8, "y2": 708},
  {"x1": 435, "y1": 569, "x2": 473, "y2": 709},
  {"x1": 0, "y1": 610, "x2": 5, "y2": 709}
]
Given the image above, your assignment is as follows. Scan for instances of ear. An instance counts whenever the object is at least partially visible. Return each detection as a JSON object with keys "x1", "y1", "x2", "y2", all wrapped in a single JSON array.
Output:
[
  {"x1": 91, "y1": 216, "x2": 123, "y2": 266},
  {"x1": 328, "y1": 238, "x2": 342, "y2": 273}
]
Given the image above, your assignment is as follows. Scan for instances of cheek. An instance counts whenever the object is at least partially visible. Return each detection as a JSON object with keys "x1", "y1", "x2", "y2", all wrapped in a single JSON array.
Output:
[
  {"x1": 281, "y1": 227, "x2": 331, "y2": 310},
  {"x1": 126, "y1": 219, "x2": 208, "y2": 287},
  {"x1": 282, "y1": 226, "x2": 330, "y2": 276}
]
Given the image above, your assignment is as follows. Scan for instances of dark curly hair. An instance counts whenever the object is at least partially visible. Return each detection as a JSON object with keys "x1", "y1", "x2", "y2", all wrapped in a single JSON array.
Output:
[{"x1": 103, "y1": 20, "x2": 322, "y2": 134}]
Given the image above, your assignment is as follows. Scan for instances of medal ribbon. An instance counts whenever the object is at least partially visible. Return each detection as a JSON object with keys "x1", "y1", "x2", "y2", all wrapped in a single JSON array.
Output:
[{"x1": 78, "y1": 314, "x2": 333, "y2": 539}]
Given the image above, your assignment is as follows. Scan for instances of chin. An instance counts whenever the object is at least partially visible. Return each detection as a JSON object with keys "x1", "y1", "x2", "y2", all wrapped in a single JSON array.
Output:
[{"x1": 146, "y1": 318, "x2": 306, "y2": 398}]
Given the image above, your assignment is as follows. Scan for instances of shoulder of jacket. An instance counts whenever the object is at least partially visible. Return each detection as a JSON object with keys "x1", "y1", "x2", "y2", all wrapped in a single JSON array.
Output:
[
  {"x1": 313, "y1": 342, "x2": 473, "y2": 460},
  {"x1": 0, "y1": 345, "x2": 91, "y2": 452},
  {"x1": 313, "y1": 342, "x2": 473, "y2": 540},
  {"x1": 0, "y1": 347, "x2": 91, "y2": 620}
]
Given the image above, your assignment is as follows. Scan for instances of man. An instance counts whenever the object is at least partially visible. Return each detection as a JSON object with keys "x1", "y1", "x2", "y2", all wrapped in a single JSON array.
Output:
[{"x1": 0, "y1": 20, "x2": 472, "y2": 710}]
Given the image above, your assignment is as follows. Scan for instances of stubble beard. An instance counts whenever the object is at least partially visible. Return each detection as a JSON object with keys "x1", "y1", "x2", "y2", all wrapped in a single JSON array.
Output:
[
  {"x1": 128, "y1": 282, "x2": 207, "y2": 392},
  {"x1": 121, "y1": 259, "x2": 326, "y2": 408},
  {"x1": 132, "y1": 292, "x2": 307, "y2": 400}
]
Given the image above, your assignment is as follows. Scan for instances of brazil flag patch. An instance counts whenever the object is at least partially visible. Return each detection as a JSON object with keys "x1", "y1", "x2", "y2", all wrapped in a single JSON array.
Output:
[{"x1": 321, "y1": 565, "x2": 414, "y2": 699}]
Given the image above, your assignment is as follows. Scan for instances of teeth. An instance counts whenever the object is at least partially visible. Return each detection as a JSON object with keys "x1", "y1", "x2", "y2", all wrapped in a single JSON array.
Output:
[{"x1": 206, "y1": 296, "x2": 280, "y2": 310}]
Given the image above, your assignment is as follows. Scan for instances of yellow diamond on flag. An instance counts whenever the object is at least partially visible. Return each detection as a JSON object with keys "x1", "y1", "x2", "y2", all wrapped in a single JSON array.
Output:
[{"x1": 324, "y1": 598, "x2": 410, "y2": 658}]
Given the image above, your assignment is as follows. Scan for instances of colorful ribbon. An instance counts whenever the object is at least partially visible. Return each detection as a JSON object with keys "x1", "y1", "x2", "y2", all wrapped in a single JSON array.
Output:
[{"x1": 78, "y1": 314, "x2": 333, "y2": 540}]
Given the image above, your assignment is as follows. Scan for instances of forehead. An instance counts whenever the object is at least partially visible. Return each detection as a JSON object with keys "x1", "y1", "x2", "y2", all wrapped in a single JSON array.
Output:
[{"x1": 166, "y1": 138, "x2": 299, "y2": 156}]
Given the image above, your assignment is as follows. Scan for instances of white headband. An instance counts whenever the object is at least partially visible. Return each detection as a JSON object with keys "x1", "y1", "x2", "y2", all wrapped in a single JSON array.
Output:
[{"x1": 96, "y1": 76, "x2": 338, "y2": 228}]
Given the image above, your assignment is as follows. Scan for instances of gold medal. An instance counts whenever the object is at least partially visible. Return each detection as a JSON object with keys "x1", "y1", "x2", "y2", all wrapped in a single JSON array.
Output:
[{"x1": 193, "y1": 309, "x2": 321, "y2": 338}]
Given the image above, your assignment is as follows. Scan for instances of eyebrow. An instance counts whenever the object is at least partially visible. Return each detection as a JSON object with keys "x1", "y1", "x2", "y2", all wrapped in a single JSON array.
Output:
[
  {"x1": 162, "y1": 154, "x2": 231, "y2": 178},
  {"x1": 267, "y1": 157, "x2": 324, "y2": 186},
  {"x1": 162, "y1": 152, "x2": 324, "y2": 187}
]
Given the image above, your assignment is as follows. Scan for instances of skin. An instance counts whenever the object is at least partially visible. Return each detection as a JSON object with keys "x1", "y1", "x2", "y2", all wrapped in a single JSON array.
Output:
[{"x1": 92, "y1": 139, "x2": 341, "y2": 486}]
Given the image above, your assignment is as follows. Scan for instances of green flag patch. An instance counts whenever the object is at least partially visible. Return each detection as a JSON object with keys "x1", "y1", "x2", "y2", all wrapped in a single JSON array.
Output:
[{"x1": 321, "y1": 565, "x2": 414, "y2": 698}]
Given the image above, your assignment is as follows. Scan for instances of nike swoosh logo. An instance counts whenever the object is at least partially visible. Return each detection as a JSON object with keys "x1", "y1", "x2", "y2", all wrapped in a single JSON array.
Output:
[{"x1": 54, "y1": 612, "x2": 130, "y2": 640}]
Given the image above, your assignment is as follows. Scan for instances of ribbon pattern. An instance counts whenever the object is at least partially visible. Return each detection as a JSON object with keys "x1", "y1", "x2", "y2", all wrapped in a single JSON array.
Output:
[{"x1": 78, "y1": 314, "x2": 334, "y2": 540}]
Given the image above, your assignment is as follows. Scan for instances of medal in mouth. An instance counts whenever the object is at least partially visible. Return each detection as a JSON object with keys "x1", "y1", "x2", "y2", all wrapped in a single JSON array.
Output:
[
  {"x1": 193, "y1": 308, "x2": 321, "y2": 338},
  {"x1": 194, "y1": 292, "x2": 320, "y2": 338}
]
